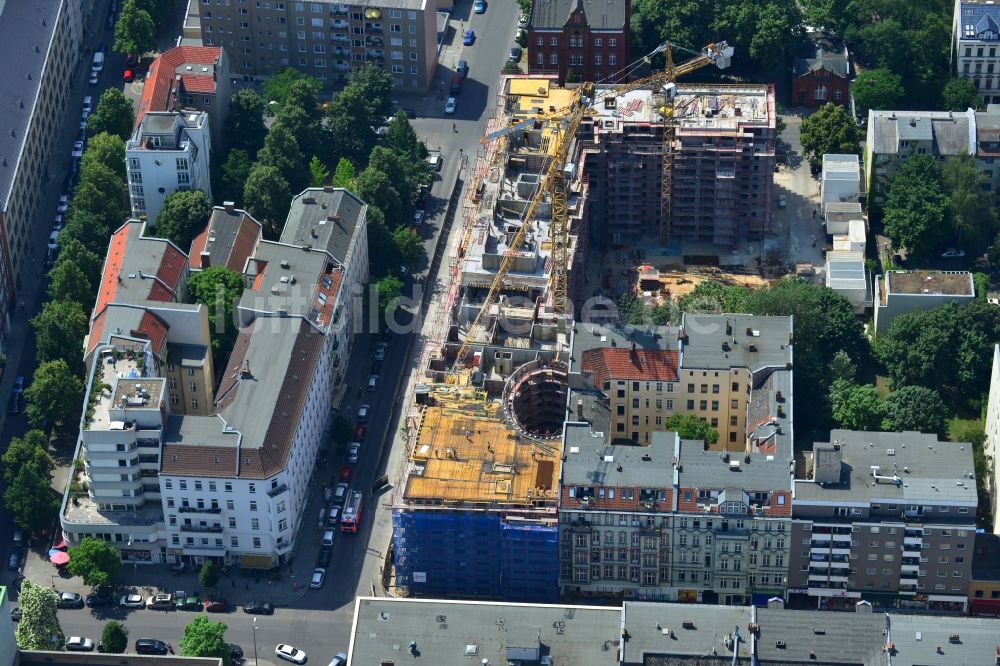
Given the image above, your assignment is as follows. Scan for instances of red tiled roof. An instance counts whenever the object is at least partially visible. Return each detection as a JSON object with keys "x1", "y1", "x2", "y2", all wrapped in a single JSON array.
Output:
[
  {"x1": 179, "y1": 74, "x2": 214, "y2": 94},
  {"x1": 135, "y1": 46, "x2": 222, "y2": 125},
  {"x1": 188, "y1": 227, "x2": 209, "y2": 268},
  {"x1": 227, "y1": 216, "x2": 261, "y2": 272},
  {"x1": 93, "y1": 222, "x2": 187, "y2": 317},
  {"x1": 581, "y1": 348, "x2": 679, "y2": 386},
  {"x1": 94, "y1": 225, "x2": 131, "y2": 316},
  {"x1": 134, "y1": 311, "x2": 168, "y2": 355},
  {"x1": 87, "y1": 308, "x2": 107, "y2": 354},
  {"x1": 150, "y1": 244, "x2": 186, "y2": 302}
]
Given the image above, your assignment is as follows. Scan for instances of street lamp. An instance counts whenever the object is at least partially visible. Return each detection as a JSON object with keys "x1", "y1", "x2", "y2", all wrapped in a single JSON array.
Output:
[{"x1": 252, "y1": 617, "x2": 259, "y2": 666}]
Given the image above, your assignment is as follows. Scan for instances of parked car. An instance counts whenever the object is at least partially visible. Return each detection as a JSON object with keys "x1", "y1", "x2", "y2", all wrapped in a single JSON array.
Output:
[
  {"x1": 11, "y1": 529, "x2": 24, "y2": 546},
  {"x1": 322, "y1": 530, "x2": 336, "y2": 547},
  {"x1": 147, "y1": 593, "x2": 174, "y2": 610},
  {"x1": 135, "y1": 639, "x2": 169, "y2": 655},
  {"x1": 353, "y1": 423, "x2": 366, "y2": 440},
  {"x1": 7, "y1": 393, "x2": 23, "y2": 416},
  {"x1": 310, "y1": 568, "x2": 326, "y2": 589},
  {"x1": 231, "y1": 644, "x2": 244, "y2": 662},
  {"x1": 204, "y1": 599, "x2": 229, "y2": 613},
  {"x1": 12, "y1": 376, "x2": 24, "y2": 394},
  {"x1": 123, "y1": 69, "x2": 134, "y2": 82},
  {"x1": 317, "y1": 546, "x2": 332, "y2": 567},
  {"x1": 71, "y1": 141, "x2": 84, "y2": 159},
  {"x1": 347, "y1": 442, "x2": 361, "y2": 464},
  {"x1": 334, "y1": 482, "x2": 349, "y2": 504},
  {"x1": 449, "y1": 73, "x2": 464, "y2": 95},
  {"x1": 357, "y1": 404, "x2": 370, "y2": 423},
  {"x1": 275, "y1": 644, "x2": 307, "y2": 664},
  {"x1": 178, "y1": 596, "x2": 202, "y2": 611},
  {"x1": 82, "y1": 96, "x2": 93, "y2": 113},
  {"x1": 463, "y1": 29, "x2": 475, "y2": 45},
  {"x1": 367, "y1": 374, "x2": 379, "y2": 391},
  {"x1": 444, "y1": 97, "x2": 457, "y2": 114},
  {"x1": 473, "y1": 0, "x2": 486, "y2": 13},
  {"x1": 57, "y1": 195, "x2": 69, "y2": 214},
  {"x1": 86, "y1": 591, "x2": 115, "y2": 607},
  {"x1": 65, "y1": 637, "x2": 95, "y2": 652},
  {"x1": 777, "y1": 195, "x2": 786, "y2": 208},
  {"x1": 374, "y1": 342, "x2": 388, "y2": 361},
  {"x1": 10, "y1": 607, "x2": 21, "y2": 622},
  {"x1": 941, "y1": 248, "x2": 966, "y2": 258},
  {"x1": 57, "y1": 592, "x2": 84, "y2": 609},
  {"x1": 7, "y1": 548, "x2": 22, "y2": 571},
  {"x1": 509, "y1": 45, "x2": 522, "y2": 61},
  {"x1": 88, "y1": 70, "x2": 99, "y2": 85},
  {"x1": 329, "y1": 654, "x2": 348, "y2": 666},
  {"x1": 242, "y1": 601, "x2": 274, "y2": 615},
  {"x1": 427, "y1": 153, "x2": 443, "y2": 171},
  {"x1": 120, "y1": 594, "x2": 145, "y2": 608},
  {"x1": 457, "y1": 59, "x2": 469, "y2": 77},
  {"x1": 518, "y1": 13, "x2": 528, "y2": 28},
  {"x1": 339, "y1": 464, "x2": 353, "y2": 483},
  {"x1": 413, "y1": 210, "x2": 425, "y2": 227}
]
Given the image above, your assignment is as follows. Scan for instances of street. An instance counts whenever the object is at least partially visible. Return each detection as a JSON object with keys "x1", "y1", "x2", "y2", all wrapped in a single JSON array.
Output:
[{"x1": 3, "y1": 0, "x2": 518, "y2": 662}]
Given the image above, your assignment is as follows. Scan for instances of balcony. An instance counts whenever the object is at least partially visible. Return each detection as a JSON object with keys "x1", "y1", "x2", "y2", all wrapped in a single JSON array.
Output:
[
  {"x1": 332, "y1": 33, "x2": 349, "y2": 43},
  {"x1": 180, "y1": 523, "x2": 224, "y2": 534},
  {"x1": 330, "y1": 19, "x2": 349, "y2": 29},
  {"x1": 366, "y1": 50, "x2": 384, "y2": 59},
  {"x1": 331, "y1": 4, "x2": 348, "y2": 16},
  {"x1": 266, "y1": 483, "x2": 288, "y2": 498},
  {"x1": 178, "y1": 506, "x2": 222, "y2": 514}
]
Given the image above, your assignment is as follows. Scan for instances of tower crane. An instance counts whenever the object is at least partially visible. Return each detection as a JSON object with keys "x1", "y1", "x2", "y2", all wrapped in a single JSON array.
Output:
[{"x1": 450, "y1": 41, "x2": 733, "y2": 376}]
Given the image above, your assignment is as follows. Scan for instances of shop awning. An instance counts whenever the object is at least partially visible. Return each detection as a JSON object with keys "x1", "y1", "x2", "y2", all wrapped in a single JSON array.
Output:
[{"x1": 239, "y1": 554, "x2": 273, "y2": 570}]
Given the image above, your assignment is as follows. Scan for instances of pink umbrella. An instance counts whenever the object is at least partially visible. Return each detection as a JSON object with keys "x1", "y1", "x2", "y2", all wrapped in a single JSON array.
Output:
[{"x1": 50, "y1": 551, "x2": 70, "y2": 566}]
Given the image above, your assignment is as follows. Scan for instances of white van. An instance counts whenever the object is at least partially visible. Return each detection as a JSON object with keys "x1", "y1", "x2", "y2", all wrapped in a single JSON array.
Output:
[
  {"x1": 327, "y1": 506, "x2": 341, "y2": 527},
  {"x1": 92, "y1": 52, "x2": 105, "y2": 72}
]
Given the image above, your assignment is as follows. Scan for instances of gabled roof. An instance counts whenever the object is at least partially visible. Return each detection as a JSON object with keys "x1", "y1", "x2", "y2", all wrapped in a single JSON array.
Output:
[
  {"x1": 189, "y1": 205, "x2": 263, "y2": 272},
  {"x1": 962, "y1": 1, "x2": 1000, "y2": 41},
  {"x1": 135, "y1": 46, "x2": 222, "y2": 126},
  {"x1": 93, "y1": 220, "x2": 187, "y2": 317},
  {"x1": 793, "y1": 41, "x2": 849, "y2": 78},
  {"x1": 530, "y1": 0, "x2": 627, "y2": 30},
  {"x1": 581, "y1": 347, "x2": 679, "y2": 385}
]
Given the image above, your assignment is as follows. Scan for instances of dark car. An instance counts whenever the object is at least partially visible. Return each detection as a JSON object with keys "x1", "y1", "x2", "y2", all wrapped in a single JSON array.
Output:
[
  {"x1": 57, "y1": 592, "x2": 85, "y2": 609},
  {"x1": 231, "y1": 644, "x2": 244, "y2": 661},
  {"x1": 86, "y1": 591, "x2": 114, "y2": 608},
  {"x1": 135, "y1": 639, "x2": 169, "y2": 655},
  {"x1": 178, "y1": 596, "x2": 202, "y2": 611},
  {"x1": 401, "y1": 108, "x2": 416, "y2": 119},
  {"x1": 317, "y1": 546, "x2": 332, "y2": 567},
  {"x1": 449, "y1": 73, "x2": 463, "y2": 95},
  {"x1": 7, "y1": 392, "x2": 22, "y2": 416},
  {"x1": 242, "y1": 601, "x2": 274, "y2": 615},
  {"x1": 10, "y1": 607, "x2": 21, "y2": 622},
  {"x1": 457, "y1": 59, "x2": 469, "y2": 78},
  {"x1": 7, "y1": 548, "x2": 22, "y2": 571},
  {"x1": 204, "y1": 599, "x2": 229, "y2": 613}
]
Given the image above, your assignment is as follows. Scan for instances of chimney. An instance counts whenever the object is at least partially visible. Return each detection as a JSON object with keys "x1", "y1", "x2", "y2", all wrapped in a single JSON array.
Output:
[
  {"x1": 327, "y1": 214, "x2": 341, "y2": 226},
  {"x1": 223, "y1": 200, "x2": 235, "y2": 213},
  {"x1": 576, "y1": 399, "x2": 584, "y2": 420},
  {"x1": 725, "y1": 319, "x2": 732, "y2": 336}
]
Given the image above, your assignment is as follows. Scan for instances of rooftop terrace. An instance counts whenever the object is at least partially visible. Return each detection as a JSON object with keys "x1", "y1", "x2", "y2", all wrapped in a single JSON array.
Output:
[{"x1": 884, "y1": 270, "x2": 975, "y2": 297}]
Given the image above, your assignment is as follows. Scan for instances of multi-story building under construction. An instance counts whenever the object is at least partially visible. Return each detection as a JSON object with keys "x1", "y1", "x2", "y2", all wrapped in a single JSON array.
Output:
[{"x1": 577, "y1": 83, "x2": 776, "y2": 250}]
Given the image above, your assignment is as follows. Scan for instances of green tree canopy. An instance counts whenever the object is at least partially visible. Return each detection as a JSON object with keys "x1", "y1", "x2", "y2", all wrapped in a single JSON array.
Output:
[
  {"x1": 54, "y1": 237, "x2": 102, "y2": 289},
  {"x1": 882, "y1": 154, "x2": 947, "y2": 259},
  {"x1": 263, "y1": 68, "x2": 321, "y2": 109},
  {"x1": 830, "y1": 379, "x2": 885, "y2": 430},
  {"x1": 829, "y1": 349, "x2": 857, "y2": 382},
  {"x1": 942, "y1": 77, "x2": 980, "y2": 111},
  {"x1": 376, "y1": 275, "x2": 404, "y2": 315},
  {"x1": 331, "y1": 158, "x2": 357, "y2": 191},
  {"x1": 850, "y1": 68, "x2": 905, "y2": 117},
  {"x1": 386, "y1": 112, "x2": 427, "y2": 159},
  {"x1": 188, "y1": 267, "x2": 244, "y2": 366},
  {"x1": 113, "y1": 0, "x2": 155, "y2": 58},
  {"x1": 220, "y1": 149, "x2": 253, "y2": 204},
  {"x1": 366, "y1": 207, "x2": 397, "y2": 278},
  {"x1": 309, "y1": 155, "x2": 330, "y2": 187},
  {"x1": 223, "y1": 89, "x2": 267, "y2": 157},
  {"x1": 678, "y1": 280, "x2": 751, "y2": 313},
  {"x1": 881, "y1": 385, "x2": 948, "y2": 435},
  {"x1": 15, "y1": 582, "x2": 64, "y2": 650},
  {"x1": 5, "y1": 465, "x2": 59, "y2": 534},
  {"x1": 942, "y1": 152, "x2": 998, "y2": 250},
  {"x1": 87, "y1": 89, "x2": 136, "y2": 141},
  {"x1": 156, "y1": 189, "x2": 213, "y2": 252},
  {"x1": 198, "y1": 560, "x2": 221, "y2": 589},
  {"x1": 243, "y1": 164, "x2": 292, "y2": 236},
  {"x1": 48, "y1": 258, "x2": 96, "y2": 312},
  {"x1": 368, "y1": 145, "x2": 431, "y2": 211},
  {"x1": 392, "y1": 226, "x2": 423, "y2": 266},
  {"x1": 355, "y1": 167, "x2": 402, "y2": 227},
  {"x1": 67, "y1": 538, "x2": 122, "y2": 588},
  {"x1": 71, "y1": 162, "x2": 129, "y2": 226},
  {"x1": 180, "y1": 616, "x2": 231, "y2": 665},
  {"x1": 2, "y1": 430, "x2": 53, "y2": 485},
  {"x1": 257, "y1": 122, "x2": 309, "y2": 195},
  {"x1": 25, "y1": 359, "x2": 85, "y2": 434},
  {"x1": 32, "y1": 300, "x2": 88, "y2": 373},
  {"x1": 799, "y1": 103, "x2": 861, "y2": 171},
  {"x1": 664, "y1": 413, "x2": 720, "y2": 444},
  {"x1": 326, "y1": 66, "x2": 394, "y2": 162},
  {"x1": 101, "y1": 621, "x2": 129, "y2": 654}
]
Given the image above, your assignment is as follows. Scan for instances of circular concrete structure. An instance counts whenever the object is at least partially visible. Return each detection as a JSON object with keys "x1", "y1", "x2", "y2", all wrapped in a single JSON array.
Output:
[{"x1": 502, "y1": 360, "x2": 568, "y2": 440}]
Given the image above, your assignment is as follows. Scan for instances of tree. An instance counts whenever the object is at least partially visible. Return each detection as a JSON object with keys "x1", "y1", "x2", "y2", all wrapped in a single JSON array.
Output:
[
  {"x1": 113, "y1": 0, "x2": 155, "y2": 58},
  {"x1": 24, "y1": 360, "x2": 85, "y2": 434},
  {"x1": 355, "y1": 167, "x2": 402, "y2": 227},
  {"x1": 331, "y1": 158, "x2": 357, "y2": 191},
  {"x1": 101, "y1": 621, "x2": 129, "y2": 654},
  {"x1": 257, "y1": 122, "x2": 308, "y2": 194},
  {"x1": 369, "y1": 145, "x2": 431, "y2": 211},
  {"x1": 375, "y1": 275, "x2": 404, "y2": 314},
  {"x1": 54, "y1": 238, "x2": 102, "y2": 290},
  {"x1": 188, "y1": 267, "x2": 244, "y2": 366},
  {"x1": 799, "y1": 103, "x2": 861, "y2": 171},
  {"x1": 32, "y1": 300, "x2": 88, "y2": 373},
  {"x1": 829, "y1": 350, "x2": 857, "y2": 382},
  {"x1": 198, "y1": 560, "x2": 221, "y2": 590},
  {"x1": 15, "y1": 581, "x2": 64, "y2": 650},
  {"x1": 5, "y1": 466, "x2": 59, "y2": 534},
  {"x1": 2, "y1": 431, "x2": 53, "y2": 485},
  {"x1": 87, "y1": 89, "x2": 136, "y2": 141},
  {"x1": 366, "y1": 207, "x2": 397, "y2": 278},
  {"x1": 220, "y1": 149, "x2": 253, "y2": 204},
  {"x1": 942, "y1": 152, "x2": 998, "y2": 250},
  {"x1": 243, "y1": 164, "x2": 292, "y2": 236},
  {"x1": 156, "y1": 189, "x2": 212, "y2": 251},
  {"x1": 850, "y1": 68, "x2": 905, "y2": 117},
  {"x1": 223, "y1": 89, "x2": 267, "y2": 157},
  {"x1": 48, "y1": 258, "x2": 95, "y2": 312},
  {"x1": 326, "y1": 66, "x2": 394, "y2": 162},
  {"x1": 679, "y1": 280, "x2": 750, "y2": 313},
  {"x1": 942, "y1": 77, "x2": 980, "y2": 111},
  {"x1": 331, "y1": 414, "x2": 352, "y2": 445},
  {"x1": 263, "y1": 68, "x2": 321, "y2": 109},
  {"x1": 663, "y1": 413, "x2": 720, "y2": 444},
  {"x1": 386, "y1": 112, "x2": 426, "y2": 159},
  {"x1": 72, "y1": 162, "x2": 130, "y2": 226},
  {"x1": 180, "y1": 616, "x2": 231, "y2": 665},
  {"x1": 882, "y1": 154, "x2": 947, "y2": 259},
  {"x1": 881, "y1": 385, "x2": 948, "y2": 435},
  {"x1": 67, "y1": 538, "x2": 122, "y2": 588},
  {"x1": 830, "y1": 379, "x2": 884, "y2": 430},
  {"x1": 309, "y1": 155, "x2": 330, "y2": 187},
  {"x1": 392, "y1": 226, "x2": 423, "y2": 266}
]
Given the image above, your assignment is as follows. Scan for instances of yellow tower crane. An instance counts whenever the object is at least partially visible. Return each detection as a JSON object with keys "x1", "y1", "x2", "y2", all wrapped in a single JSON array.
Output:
[{"x1": 450, "y1": 41, "x2": 733, "y2": 376}]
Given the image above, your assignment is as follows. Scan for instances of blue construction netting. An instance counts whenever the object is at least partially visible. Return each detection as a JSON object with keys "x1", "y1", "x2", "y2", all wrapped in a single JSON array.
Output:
[{"x1": 393, "y1": 509, "x2": 559, "y2": 602}]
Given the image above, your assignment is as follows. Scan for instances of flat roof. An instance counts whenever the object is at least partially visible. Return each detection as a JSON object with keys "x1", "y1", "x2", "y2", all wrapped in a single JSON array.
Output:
[
  {"x1": 885, "y1": 270, "x2": 974, "y2": 297},
  {"x1": 622, "y1": 602, "x2": 753, "y2": 663},
  {"x1": 680, "y1": 313, "x2": 793, "y2": 371},
  {"x1": 888, "y1": 614, "x2": 1000, "y2": 665},
  {"x1": 827, "y1": 251, "x2": 868, "y2": 290},
  {"x1": 349, "y1": 597, "x2": 621, "y2": 666},
  {"x1": 756, "y1": 606, "x2": 885, "y2": 664},
  {"x1": 794, "y1": 430, "x2": 978, "y2": 506},
  {"x1": 561, "y1": 433, "x2": 677, "y2": 488}
]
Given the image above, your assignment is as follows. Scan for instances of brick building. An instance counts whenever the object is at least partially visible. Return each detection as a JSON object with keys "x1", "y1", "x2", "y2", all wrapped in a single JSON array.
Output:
[
  {"x1": 792, "y1": 38, "x2": 850, "y2": 108},
  {"x1": 527, "y1": 0, "x2": 629, "y2": 83}
]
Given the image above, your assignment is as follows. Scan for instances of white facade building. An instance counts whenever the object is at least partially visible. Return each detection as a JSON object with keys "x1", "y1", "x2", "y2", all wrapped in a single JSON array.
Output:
[
  {"x1": 952, "y1": 0, "x2": 1000, "y2": 105},
  {"x1": 126, "y1": 111, "x2": 212, "y2": 226},
  {"x1": 873, "y1": 270, "x2": 976, "y2": 334},
  {"x1": 986, "y1": 344, "x2": 1000, "y2": 532},
  {"x1": 820, "y1": 154, "x2": 862, "y2": 206}
]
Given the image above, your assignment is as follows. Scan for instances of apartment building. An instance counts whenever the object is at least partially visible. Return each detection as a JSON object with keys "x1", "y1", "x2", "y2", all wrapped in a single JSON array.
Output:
[
  {"x1": 0, "y1": 0, "x2": 78, "y2": 348},
  {"x1": 135, "y1": 46, "x2": 231, "y2": 149},
  {"x1": 198, "y1": 0, "x2": 438, "y2": 92},
  {"x1": 61, "y1": 189, "x2": 368, "y2": 567},
  {"x1": 986, "y1": 344, "x2": 1000, "y2": 531},
  {"x1": 526, "y1": 0, "x2": 630, "y2": 83},
  {"x1": 792, "y1": 35, "x2": 850, "y2": 108},
  {"x1": 873, "y1": 270, "x2": 975, "y2": 334},
  {"x1": 126, "y1": 111, "x2": 213, "y2": 226},
  {"x1": 952, "y1": 0, "x2": 1000, "y2": 104},
  {"x1": 788, "y1": 430, "x2": 977, "y2": 613},
  {"x1": 969, "y1": 532, "x2": 1000, "y2": 615},
  {"x1": 188, "y1": 203, "x2": 263, "y2": 272},
  {"x1": 576, "y1": 84, "x2": 775, "y2": 250}
]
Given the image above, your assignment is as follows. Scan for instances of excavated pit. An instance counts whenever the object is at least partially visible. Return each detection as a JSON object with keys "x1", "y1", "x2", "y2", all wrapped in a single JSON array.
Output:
[{"x1": 502, "y1": 360, "x2": 568, "y2": 440}]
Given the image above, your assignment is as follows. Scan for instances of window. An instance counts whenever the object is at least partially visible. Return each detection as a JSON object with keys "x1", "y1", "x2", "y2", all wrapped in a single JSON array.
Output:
[
  {"x1": 225, "y1": 483, "x2": 233, "y2": 492},
  {"x1": 609, "y1": 38, "x2": 616, "y2": 46},
  {"x1": 190, "y1": 398, "x2": 199, "y2": 409},
  {"x1": 179, "y1": 480, "x2": 188, "y2": 490},
  {"x1": 537, "y1": 36, "x2": 543, "y2": 46},
  {"x1": 226, "y1": 500, "x2": 235, "y2": 511},
  {"x1": 165, "y1": 479, "x2": 173, "y2": 490},
  {"x1": 249, "y1": 483, "x2": 256, "y2": 494},
  {"x1": 550, "y1": 37, "x2": 558, "y2": 46},
  {"x1": 594, "y1": 55, "x2": 601, "y2": 65},
  {"x1": 228, "y1": 517, "x2": 237, "y2": 528},
  {"x1": 251, "y1": 518, "x2": 260, "y2": 530},
  {"x1": 231, "y1": 536, "x2": 239, "y2": 547},
  {"x1": 609, "y1": 54, "x2": 616, "y2": 65},
  {"x1": 537, "y1": 52, "x2": 544, "y2": 65},
  {"x1": 550, "y1": 53, "x2": 558, "y2": 65},
  {"x1": 594, "y1": 38, "x2": 602, "y2": 46},
  {"x1": 250, "y1": 501, "x2": 258, "y2": 512},
  {"x1": 253, "y1": 537, "x2": 261, "y2": 548}
]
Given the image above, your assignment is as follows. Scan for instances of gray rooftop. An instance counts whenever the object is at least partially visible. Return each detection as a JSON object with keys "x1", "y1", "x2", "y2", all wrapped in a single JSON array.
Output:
[
  {"x1": 869, "y1": 110, "x2": 974, "y2": 156},
  {"x1": 348, "y1": 597, "x2": 622, "y2": 666},
  {"x1": 680, "y1": 313, "x2": 793, "y2": 371},
  {"x1": 668, "y1": 425, "x2": 792, "y2": 494},
  {"x1": 530, "y1": 0, "x2": 628, "y2": 30},
  {"x1": 756, "y1": 606, "x2": 885, "y2": 665},
  {"x1": 622, "y1": 602, "x2": 752, "y2": 664},
  {"x1": 280, "y1": 188, "x2": 366, "y2": 264},
  {"x1": 794, "y1": 40, "x2": 849, "y2": 78},
  {"x1": 238, "y1": 241, "x2": 329, "y2": 320},
  {"x1": 888, "y1": 613, "x2": 1000, "y2": 665},
  {"x1": 0, "y1": 0, "x2": 62, "y2": 209},
  {"x1": 561, "y1": 432, "x2": 678, "y2": 487},
  {"x1": 794, "y1": 430, "x2": 979, "y2": 506},
  {"x1": 190, "y1": 205, "x2": 262, "y2": 272},
  {"x1": 163, "y1": 414, "x2": 233, "y2": 447},
  {"x1": 167, "y1": 343, "x2": 208, "y2": 367},
  {"x1": 570, "y1": 323, "x2": 680, "y2": 367}
]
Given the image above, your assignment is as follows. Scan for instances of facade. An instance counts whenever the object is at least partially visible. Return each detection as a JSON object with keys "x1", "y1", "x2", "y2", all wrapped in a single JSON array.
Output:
[
  {"x1": 526, "y1": 0, "x2": 629, "y2": 84},
  {"x1": 576, "y1": 84, "x2": 776, "y2": 249},
  {"x1": 951, "y1": 0, "x2": 1000, "y2": 104},
  {"x1": 825, "y1": 250, "x2": 871, "y2": 313},
  {"x1": 0, "y1": 0, "x2": 78, "y2": 349},
  {"x1": 873, "y1": 270, "x2": 976, "y2": 334},
  {"x1": 126, "y1": 111, "x2": 213, "y2": 226},
  {"x1": 792, "y1": 38, "x2": 850, "y2": 108},
  {"x1": 788, "y1": 430, "x2": 977, "y2": 613},
  {"x1": 197, "y1": 0, "x2": 439, "y2": 92},
  {"x1": 970, "y1": 532, "x2": 1000, "y2": 616},
  {"x1": 986, "y1": 344, "x2": 1000, "y2": 531},
  {"x1": 135, "y1": 46, "x2": 231, "y2": 149},
  {"x1": 61, "y1": 189, "x2": 368, "y2": 567}
]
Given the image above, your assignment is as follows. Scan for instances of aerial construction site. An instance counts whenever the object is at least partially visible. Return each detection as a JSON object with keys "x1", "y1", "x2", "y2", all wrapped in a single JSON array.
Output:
[{"x1": 390, "y1": 42, "x2": 787, "y2": 602}]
